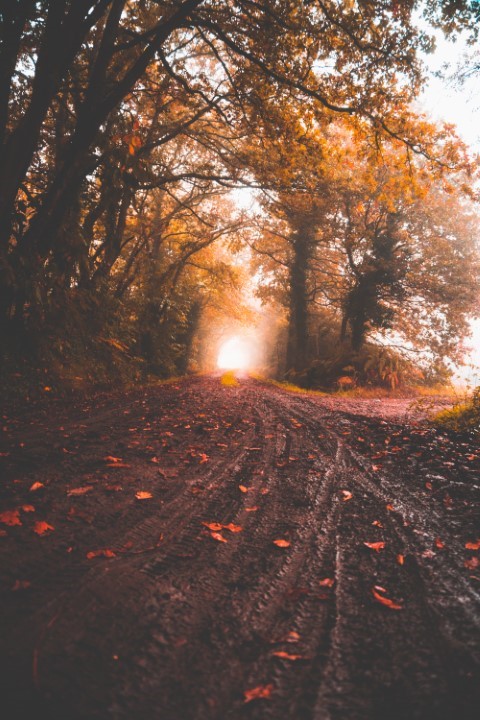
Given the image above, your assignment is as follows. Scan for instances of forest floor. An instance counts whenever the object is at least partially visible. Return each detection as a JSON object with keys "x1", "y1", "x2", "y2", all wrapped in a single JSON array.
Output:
[{"x1": 0, "y1": 375, "x2": 479, "y2": 720}]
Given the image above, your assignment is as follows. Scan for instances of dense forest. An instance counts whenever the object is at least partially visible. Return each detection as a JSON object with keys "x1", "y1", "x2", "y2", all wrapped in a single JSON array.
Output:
[{"x1": 1, "y1": 0, "x2": 480, "y2": 393}]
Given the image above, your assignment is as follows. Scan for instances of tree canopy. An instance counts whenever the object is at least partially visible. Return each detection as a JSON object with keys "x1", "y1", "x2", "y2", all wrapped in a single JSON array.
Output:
[{"x1": 0, "y1": 0, "x2": 479, "y2": 389}]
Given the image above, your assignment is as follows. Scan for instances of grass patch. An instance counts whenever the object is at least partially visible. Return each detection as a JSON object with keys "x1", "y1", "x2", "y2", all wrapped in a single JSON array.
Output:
[{"x1": 433, "y1": 388, "x2": 480, "y2": 435}]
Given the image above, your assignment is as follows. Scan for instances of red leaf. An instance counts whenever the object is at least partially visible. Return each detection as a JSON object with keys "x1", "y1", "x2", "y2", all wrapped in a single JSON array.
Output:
[
  {"x1": 465, "y1": 540, "x2": 480, "y2": 550},
  {"x1": 86, "y1": 548, "x2": 116, "y2": 559},
  {"x1": 244, "y1": 684, "x2": 274, "y2": 702},
  {"x1": 435, "y1": 538, "x2": 445, "y2": 549},
  {"x1": 210, "y1": 531, "x2": 227, "y2": 543},
  {"x1": 202, "y1": 521, "x2": 223, "y2": 532},
  {"x1": 397, "y1": 554, "x2": 405, "y2": 565},
  {"x1": 318, "y1": 578, "x2": 334, "y2": 587},
  {"x1": 239, "y1": 485, "x2": 249, "y2": 493},
  {"x1": 364, "y1": 541, "x2": 385, "y2": 552},
  {"x1": 21, "y1": 504, "x2": 35, "y2": 512},
  {"x1": 223, "y1": 523, "x2": 242, "y2": 533},
  {"x1": 29, "y1": 482, "x2": 44, "y2": 492},
  {"x1": 273, "y1": 539, "x2": 290, "y2": 548},
  {"x1": 0, "y1": 510, "x2": 22, "y2": 526},
  {"x1": 272, "y1": 651, "x2": 302, "y2": 660},
  {"x1": 33, "y1": 521, "x2": 54, "y2": 535},
  {"x1": 372, "y1": 587, "x2": 403, "y2": 610},
  {"x1": 67, "y1": 486, "x2": 93, "y2": 497}
]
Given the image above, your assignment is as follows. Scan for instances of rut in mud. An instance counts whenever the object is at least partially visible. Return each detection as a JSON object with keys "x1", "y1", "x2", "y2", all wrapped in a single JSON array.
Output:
[{"x1": 0, "y1": 376, "x2": 479, "y2": 720}]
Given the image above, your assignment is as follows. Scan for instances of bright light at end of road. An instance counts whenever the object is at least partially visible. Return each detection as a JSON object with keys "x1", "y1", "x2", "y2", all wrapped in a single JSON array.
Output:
[{"x1": 217, "y1": 337, "x2": 252, "y2": 370}]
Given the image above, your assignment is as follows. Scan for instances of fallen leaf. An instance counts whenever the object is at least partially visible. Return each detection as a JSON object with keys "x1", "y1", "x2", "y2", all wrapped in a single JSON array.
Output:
[
  {"x1": 341, "y1": 490, "x2": 352, "y2": 501},
  {"x1": 239, "y1": 485, "x2": 248, "y2": 493},
  {"x1": 364, "y1": 541, "x2": 385, "y2": 552},
  {"x1": 12, "y1": 580, "x2": 31, "y2": 591},
  {"x1": 435, "y1": 538, "x2": 444, "y2": 549},
  {"x1": 67, "y1": 486, "x2": 93, "y2": 497},
  {"x1": 272, "y1": 651, "x2": 303, "y2": 660},
  {"x1": 210, "y1": 531, "x2": 227, "y2": 543},
  {"x1": 223, "y1": 523, "x2": 242, "y2": 533},
  {"x1": 465, "y1": 557, "x2": 479, "y2": 570},
  {"x1": 260, "y1": 488, "x2": 270, "y2": 495},
  {"x1": 372, "y1": 587, "x2": 403, "y2": 610},
  {"x1": 105, "y1": 463, "x2": 130, "y2": 468},
  {"x1": 386, "y1": 503, "x2": 395, "y2": 511},
  {"x1": 199, "y1": 453, "x2": 209, "y2": 464},
  {"x1": 244, "y1": 684, "x2": 274, "y2": 703},
  {"x1": 202, "y1": 521, "x2": 223, "y2": 532},
  {"x1": 86, "y1": 548, "x2": 116, "y2": 559},
  {"x1": 372, "y1": 520, "x2": 383, "y2": 528},
  {"x1": 273, "y1": 539, "x2": 290, "y2": 548},
  {"x1": 465, "y1": 540, "x2": 480, "y2": 550},
  {"x1": 135, "y1": 491, "x2": 152, "y2": 500},
  {"x1": 397, "y1": 554, "x2": 405, "y2": 565},
  {"x1": 0, "y1": 510, "x2": 22, "y2": 526},
  {"x1": 29, "y1": 482, "x2": 44, "y2": 492},
  {"x1": 245, "y1": 506, "x2": 259, "y2": 512},
  {"x1": 21, "y1": 504, "x2": 35, "y2": 513},
  {"x1": 104, "y1": 455, "x2": 122, "y2": 463},
  {"x1": 33, "y1": 521, "x2": 54, "y2": 535},
  {"x1": 285, "y1": 630, "x2": 301, "y2": 642},
  {"x1": 318, "y1": 578, "x2": 335, "y2": 587}
]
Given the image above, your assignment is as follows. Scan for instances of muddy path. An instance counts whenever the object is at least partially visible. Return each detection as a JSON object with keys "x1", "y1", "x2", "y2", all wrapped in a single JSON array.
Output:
[{"x1": 0, "y1": 376, "x2": 479, "y2": 720}]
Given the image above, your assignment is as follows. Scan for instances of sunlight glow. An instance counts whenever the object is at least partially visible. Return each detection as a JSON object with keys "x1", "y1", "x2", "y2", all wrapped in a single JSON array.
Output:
[{"x1": 217, "y1": 337, "x2": 253, "y2": 370}]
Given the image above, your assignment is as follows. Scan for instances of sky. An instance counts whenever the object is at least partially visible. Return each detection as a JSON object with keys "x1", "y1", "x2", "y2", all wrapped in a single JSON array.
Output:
[{"x1": 418, "y1": 31, "x2": 480, "y2": 385}]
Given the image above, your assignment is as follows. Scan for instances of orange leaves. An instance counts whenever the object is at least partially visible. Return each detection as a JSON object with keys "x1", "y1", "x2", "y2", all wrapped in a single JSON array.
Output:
[
  {"x1": 245, "y1": 506, "x2": 259, "y2": 513},
  {"x1": 104, "y1": 455, "x2": 130, "y2": 468},
  {"x1": 22, "y1": 504, "x2": 35, "y2": 513},
  {"x1": 244, "y1": 684, "x2": 274, "y2": 703},
  {"x1": 67, "y1": 486, "x2": 92, "y2": 497},
  {"x1": 319, "y1": 577, "x2": 335, "y2": 587},
  {"x1": 202, "y1": 522, "x2": 223, "y2": 532},
  {"x1": 135, "y1": 491, "x2": 152, "y2": 500},
  {"x1": 397, "y1": 554, "x2": 405, "y2": 565},
  {"x1": 239, "y1": 484, "x2": 249, "y2": 493},
  {"x1": 341, "y1": 490, "x2": 352, "y2": 501},
  {"x1": 364, "y1": 541, "x2": 385, "y2": 552},
  {"x1": 434, "y1": 538, "x2": 444, "y2": 550},
  {"x1": 86, "y1": 548, "x2": 116, "y2": 559},
  {"x1": 465, "y1": 540, "x2": 480, "y2": 550},
  {"x1": 224, "y1": 522, "x2": 242, "y2": 533},
  {"x1": 272, "y1": 651, "x2": 302, "y2": 661},
  {"x1": 0, "y1": 509, "x2": 22, "y2": 526},
  {"x1": 273, "y1": 539, "x2": 290, "y2": 548},
  {"x1": 210, "y1": 532, "x2": 227, "y2": 543},
  {"x1": 285, "y1": 630, "x2": 300, "y2": 642},
  {"x1": 33, "y1": 521, "x2": 54, "y2": 535},
  {"x1": 29, "y1": 482, "x2": 44, "y2": 492},
  {"x1": 386, "y1": 503, "x2": 395, "y2": 512},
  {"x1": 202, "y1": 520, "x2": 243, "y2": 543},
  {"x1": 372, "y1": 586, "x2": 403, "y2": 610}
]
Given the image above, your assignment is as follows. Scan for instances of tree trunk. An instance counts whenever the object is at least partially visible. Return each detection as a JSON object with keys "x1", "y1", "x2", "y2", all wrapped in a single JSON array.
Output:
[{"x1": 286, "y1": 233, "x2": 311, "y2": 372}]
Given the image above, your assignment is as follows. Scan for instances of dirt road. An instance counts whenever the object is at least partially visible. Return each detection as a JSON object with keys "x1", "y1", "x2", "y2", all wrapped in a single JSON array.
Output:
[{"x1": 1, "y1": 376, "x2": 479, "y2": 719}]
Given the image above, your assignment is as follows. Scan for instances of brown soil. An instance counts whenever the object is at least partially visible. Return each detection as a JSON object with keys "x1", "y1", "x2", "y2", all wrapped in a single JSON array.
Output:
[{"x1": 0, "y1": 375, "x2": 479, "y2": 720}]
